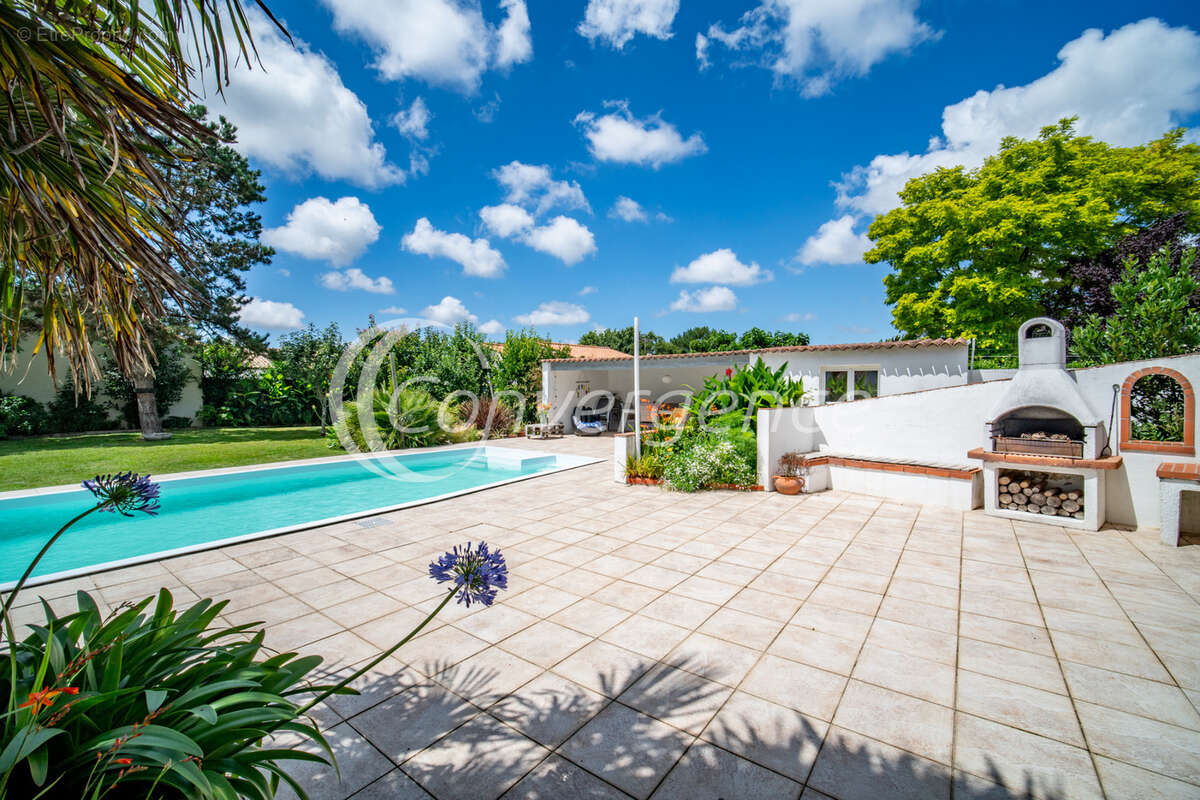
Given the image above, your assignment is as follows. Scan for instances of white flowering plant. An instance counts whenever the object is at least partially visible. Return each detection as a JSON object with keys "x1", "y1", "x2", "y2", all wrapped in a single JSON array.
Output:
[{"x1": 662, "y1": 430, "x2": 757, "y2": 492}]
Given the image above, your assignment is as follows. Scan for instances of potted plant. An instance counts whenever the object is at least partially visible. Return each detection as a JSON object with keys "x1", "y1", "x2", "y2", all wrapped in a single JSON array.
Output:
[{"x1": 773, "y1": 451, "x2": 807, "y2": 495}]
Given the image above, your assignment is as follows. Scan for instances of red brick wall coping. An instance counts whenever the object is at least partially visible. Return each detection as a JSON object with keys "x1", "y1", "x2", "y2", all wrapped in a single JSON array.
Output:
[
  {"x1": 1120, "y1": 367, "x2": 1194, "y2": 456},
  {"x1": 966, "y1": 448, "x2": 1123, "y2": 470},
  {"x1": 803, "y1": 455, "x2": 979, "y2": 481},
  {"x1": 1157, "y1": 462, "x2": 1200, "y2": 482}
]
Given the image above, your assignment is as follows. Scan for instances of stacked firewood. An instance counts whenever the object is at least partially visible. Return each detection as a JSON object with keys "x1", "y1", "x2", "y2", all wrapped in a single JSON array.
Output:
[{"x1": 998, "y1": 474, "x2": 1084, "y2": 520}]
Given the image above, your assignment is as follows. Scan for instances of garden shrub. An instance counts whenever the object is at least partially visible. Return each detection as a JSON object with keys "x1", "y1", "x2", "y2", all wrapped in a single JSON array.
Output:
[
  {"x1": 327, "y1": 387, "x2": 455, "y2": 451},
  {"x1": 46, "y1": 383, "x2": 113, "y2": 433},
  {"x1": 458, "y1": 396, "x2": 518, "y2": 436},
  {"x1": 0, "y1": 393, "x2": 50, "y2": 437},
  {"x1": 685, "y1": 358, "x2": 807, "y2": 433},
  {"x1": 662, "y1": 429, "x2": 757, "y2": 492}
]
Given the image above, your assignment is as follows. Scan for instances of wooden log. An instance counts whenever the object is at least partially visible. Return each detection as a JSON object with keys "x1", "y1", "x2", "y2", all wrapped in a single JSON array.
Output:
[
  {"x1": 1013, "y1": 494, "x2": 1028, "y2": 506},
  {"x1": 1023, "y1": 487, "x2": 1035, "y2": 496},
  {"x1": 999, "y1": 476, "x2": 1011, "y2": 486},
  {"x1": 1046, "y1": 496, "x2": 1062, "y2": 508},
  {"x1": 1066, "y1": 491, "x2": 1080, "y2": 501},
  {"x1": 1041, "y1": 505, "x2": 1059, "y2": 515},
  {"x1": 1073, "y1": 511, "x2": 1084, "y2": 520},
  {"x1": 1029, "y1": 493, "x2": 1046, "y2": 506},
  {"x1": 1019, "y1": 480, "x2": 1031, "y2": 489},
  {"x1": 999, "y1": 493, "x2": 1013, "y2": 504},
  {"x1": 1061, "y1": 500, "x2": 1080, "y2": 513}
]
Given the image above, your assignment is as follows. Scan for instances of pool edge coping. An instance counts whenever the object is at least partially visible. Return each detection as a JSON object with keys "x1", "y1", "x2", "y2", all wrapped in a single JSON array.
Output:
[{"x1": 2, "y1": 442, "x2": 604, "y2": 592}]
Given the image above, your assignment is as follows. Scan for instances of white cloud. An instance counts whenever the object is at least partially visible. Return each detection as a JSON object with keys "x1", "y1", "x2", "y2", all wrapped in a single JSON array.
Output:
[
  {"x1": 669, "y1": 286, "x2": 738, "y2": 312},
  {"x1": 515, "y1": 301, "x2": 591, "y2": 326},
  {"x1": 609, "y1": 196, "x2": 648, "y2": 222},
  {"x1": 575, "y1": 102, "x2": 706, "y2": 168},
  {"x1": 421, "y1": 296, "x2": 477, "y2": 325},
  {"x1": 497, "y1": 0, "x2": 533, "y2": 67},
  {"x1": 238, "y1": 298, "x2": 306, "y2": 330},
  {"x1": 206, "y1": 10, "x2": 404, "y2": 188},
  {"x1": 479, "y1": 203, "x2": 535, "y2": 237},
  {"x1": 319, "y1": 0, "x2": 531, "y2": 91},
  {"x1": 402, "y1": 217, "x2": 506, "y2": 278},
  {"x1": 578, "y1": 0, "x2": 679, "y2": 49},
  {"x1": 578, "y1": 285, "x2": 598, "y2": 295},
  {"x1": 391, "y1": 96, "x2": 431, "y2": 139},
  {"x1": 320, "y1": 268, "x2": 395, "y2": 294},
  {"x1": 784, "y1": 311, "x2": 816, "y2": 322},
  {"x1": 523, "y1": 216, "x2": 597, "y2": 265},
  {"x1": 671, "y1": 248, "x2": 772, "y2": 286},
  {"x1": 478, "y1": 319, "x2": 506, "y2": 336},
  {"x1": 836, "y1": 18, "x2": 1200, "y2": 218},
  {"x1": 796, "y1": 215, "x2": 871, "y2": 264},
  {"x1": 700, "y1": 0, "x2": 936, "y2": 97},
  {"x1": 263, "y1": 197, "x2": 381, "y2": 266},
  {"x1": 493, "y1": 161, "x2": 591, "y2": 215},
  {"x1": 379, "y1": 305, "x2": 408, "y2": 315}
]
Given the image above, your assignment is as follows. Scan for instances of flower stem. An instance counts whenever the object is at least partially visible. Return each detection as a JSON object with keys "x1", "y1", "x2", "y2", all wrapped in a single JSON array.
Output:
[
  {"x1": 295, "y1": 587, "x2": 456, "y2": 716},
  {"x1": 1, "y1": 504, "x2": 102, "y2": 627}
]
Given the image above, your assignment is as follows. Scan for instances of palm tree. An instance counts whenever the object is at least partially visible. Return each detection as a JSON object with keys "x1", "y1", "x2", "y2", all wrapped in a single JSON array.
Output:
[{"x1": 0, "y1": 1, "x2": 285, "y2": 404}]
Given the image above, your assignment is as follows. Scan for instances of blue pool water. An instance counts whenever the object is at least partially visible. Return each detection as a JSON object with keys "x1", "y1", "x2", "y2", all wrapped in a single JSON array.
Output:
[{"x1": 0, "y1": 447, "x2": 568, "y2": 584}]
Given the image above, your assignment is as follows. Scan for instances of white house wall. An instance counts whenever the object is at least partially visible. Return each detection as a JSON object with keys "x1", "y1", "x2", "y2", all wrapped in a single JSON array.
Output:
[
  {"x1": 758, "y1": 348, "x2": 969, "y2": 403},
  {"x1": 1, "y1": 333, "x2": 203, "y2": 423},
  {"x1": 758, "y1": 353, "x2": 1200, "y2": 530}
]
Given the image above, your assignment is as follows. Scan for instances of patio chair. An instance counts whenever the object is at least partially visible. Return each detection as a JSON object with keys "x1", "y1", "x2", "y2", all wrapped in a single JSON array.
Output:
[{"x1": 572, "y1": 406, "x2": 606, "y2": 436}]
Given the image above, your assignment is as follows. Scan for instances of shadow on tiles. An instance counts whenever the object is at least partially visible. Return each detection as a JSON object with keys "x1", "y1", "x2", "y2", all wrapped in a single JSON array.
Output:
[{"x1": 277, "y1": 653, "x2": 1072, "y2": 800}]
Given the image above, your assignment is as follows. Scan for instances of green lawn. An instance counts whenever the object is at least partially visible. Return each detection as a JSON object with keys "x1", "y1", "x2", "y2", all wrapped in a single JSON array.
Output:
[{"x1": 0, "y1": 427, "x2": 331, "y2": 492}]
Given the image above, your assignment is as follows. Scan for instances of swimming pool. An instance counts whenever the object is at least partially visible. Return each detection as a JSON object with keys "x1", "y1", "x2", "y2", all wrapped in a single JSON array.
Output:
[{"x1": 0, "y1": 446, "x2": 598, "y2": 587}]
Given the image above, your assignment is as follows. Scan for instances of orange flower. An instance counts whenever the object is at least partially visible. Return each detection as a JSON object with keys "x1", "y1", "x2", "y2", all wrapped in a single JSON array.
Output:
[
  {"x1": 114, "y1": 758, "x2": 132, "y2": 766},
  {"x1": 19, "y1": 686, "x2": 78, "y2": 715}
]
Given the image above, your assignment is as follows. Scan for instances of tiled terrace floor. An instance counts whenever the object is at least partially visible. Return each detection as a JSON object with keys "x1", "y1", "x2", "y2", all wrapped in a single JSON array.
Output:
[{"x1": 13, "y1": 436, "x2": 1200, "y2": 799}]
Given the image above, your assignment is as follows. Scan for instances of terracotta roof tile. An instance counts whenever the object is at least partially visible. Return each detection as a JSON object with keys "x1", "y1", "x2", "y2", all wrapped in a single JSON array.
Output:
[{"x1": 541, "y1": 338, "x2": 970, "y2": 364}]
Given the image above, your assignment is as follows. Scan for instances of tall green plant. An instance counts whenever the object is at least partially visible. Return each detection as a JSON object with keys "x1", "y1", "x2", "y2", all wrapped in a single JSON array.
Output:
[{"x1": 685, "y1": 358, "x2": 807, "y2": 432}]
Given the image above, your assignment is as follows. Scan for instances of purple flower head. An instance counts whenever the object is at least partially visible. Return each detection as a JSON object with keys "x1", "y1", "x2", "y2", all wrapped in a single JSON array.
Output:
[
  {"x1": 429, "y1": 542, "x2": 508, "y2": 607},
  {"x1": 81, "y1": 472, "x2": 161, "y2": 517}
]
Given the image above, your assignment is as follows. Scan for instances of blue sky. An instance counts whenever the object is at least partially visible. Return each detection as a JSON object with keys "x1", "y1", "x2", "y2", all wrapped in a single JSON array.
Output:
[{"x1": 206, "y1": 1, "x2": 1200, "y2": 344}]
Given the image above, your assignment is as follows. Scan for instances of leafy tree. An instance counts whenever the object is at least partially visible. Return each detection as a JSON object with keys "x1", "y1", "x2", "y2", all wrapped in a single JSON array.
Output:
[
  {"x1": 491, "y1": 330, "x2": 571, "y2": 420},
  {"x1": 1071, "y1": 246, "x2": 1200, "y2": 364},
  {"x1": 865, "y1": 120, "x2": 1200, "y2": 350},
  {"x1": 1047, "y1": 212, "x2": 1198, "y2": 331},
  {"x1": 101, "y1": 329, "x2": 193, "y2": 429},
  {"x1": 733, "y1": 327, "x2": 810, "y2": 350},
  {"x1": 1, "y1": 1, "x2": 282, "y2": 389},
  {"x1": 579, "y1": 326, "x2": 674, "y2": 354},
  {"x1": 276, "y1": 323, "x2": 345, "y2": 433},
  {"x1": 196, "y1": 341, "x2": 255, "y2": 411}
]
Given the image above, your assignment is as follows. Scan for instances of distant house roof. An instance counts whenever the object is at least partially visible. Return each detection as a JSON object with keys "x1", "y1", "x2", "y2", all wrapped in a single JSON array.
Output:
[
  {"x1": 541, "y1": 338, "x2": 970, "y2": 365},
  {"x1": 485, "y1": 342, "x2": 630, "y2": 360},
  {"x1": 244, "y1": 353, "x2": 273, "y2": 370}
]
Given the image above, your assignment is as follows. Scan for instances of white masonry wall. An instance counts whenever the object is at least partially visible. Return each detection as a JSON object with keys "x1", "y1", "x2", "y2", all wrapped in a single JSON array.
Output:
[{"x1": 758, "y1": 346, "x2": 969, "y2": 404}]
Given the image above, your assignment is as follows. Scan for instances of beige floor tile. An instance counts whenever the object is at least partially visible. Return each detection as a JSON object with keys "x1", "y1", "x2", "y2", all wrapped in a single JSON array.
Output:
[
  {"x1": 620, "y1": 662, "x2": 732, "y2": 735},
  {"x1": 741, "y1": 654, "x2": 847, "y2": 721},
  {"x1": 673, "y1": 575, "x2": 742, "y2": 605},
  {"x1": 666, "y1": 632, "x2": 762, "y2": 687},
  {"x1": 601, "y1": 614, "x2": 692, "y2": 660},
  {"x1": 560, "y1": 703, "x2": 692, "y2": 800},
  {"x1": 724, "y1": 586, "x2": 802, "y2": 622},
  {"x1": 651, "y1": 741, "x2": 804, "y2": 800},
  {"x1": 701, "y1": 690, "x2": 826, "y2": 783},
  {"x1": 553, "y1": 639, "x2": 654, "y2": 698},
  {"x1": 394, "y1": 625, "x2": 490, "y2": 677},
  {"x1": 960, "y1": 612, "x2": 1054, "y2": 657},
  {"x1": 866, "y1": 618, "x2": 957, "y2": 665},
  {"x1": 833, "y1": 680, "x2": 954, "y2": 764},
  {"x1": 403, "y1": 713, "x2": 551, "y2": 800},
  {"x1": 1075, "y1": 701, "x2": 1200, "y2": 785},
  {"x1": 769, "y1": 625, "x2": 862, "y2": 676},
  {"x1": 490, "y1": 671, "x2": 608, "y2": 748},
  {"x1": 954, "y1": 713, "x2": 1102, "y2": 800},
  {"x1": 551, "y1": 597, "x2": 631, "y2": 637},
  {"x1": 276, "y1": 721, "x2": 394, "y2": 800},
  {"x1": 1062, "y1": 662, "x2": 1200, "y2": 730},
  {"x1": 499, "y1": 620, "x2": 593, "y2": 669},
  {"x1": 851, "y1": 644, "x2": 955, "y2": 706},
  {"x1": 591, "y1": 580, "x2": 661, "y2": 611},
  {"x1": 1094, "y1": 756, "x2": 1200, "y2": 800},
  {"x1": 641, "y1": 592, "x2": 720, "y2": 629},
  {"x1": 349, "y1": 681, "x2": 478, "y2": 763},
  {"x1": 955, "y1": 670, "x2": 1083, "y2": 746},
  {"x1": 696, "y1": 607, "x2": 784, "y2": 650},
  {"x1": 808, "y1": 726, "x2": 951, "y2": 800},
  {"x1": 877, "y1": 595, "x2": 958, "y2": 634},
  {"x1": 455, "y1": 604, "x2": 541, "y2": 644},
  {"x1": 957, "y1": 638, "x2": 1067, "y2": 695},
  {"x1": 1050, "y1": 629, "x2": 1174, "y2": 682},
  {"x1": 500, "y1": 753, "x2": 628, "y2": 799},
  {"x1": 790, "y1": 602, "x2": 875, "y2": 643}
]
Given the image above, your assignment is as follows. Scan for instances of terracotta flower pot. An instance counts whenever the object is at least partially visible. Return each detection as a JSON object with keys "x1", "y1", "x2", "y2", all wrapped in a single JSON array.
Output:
[{"x1": 773, "y1": 475, "x2": 804, "y2": 495}]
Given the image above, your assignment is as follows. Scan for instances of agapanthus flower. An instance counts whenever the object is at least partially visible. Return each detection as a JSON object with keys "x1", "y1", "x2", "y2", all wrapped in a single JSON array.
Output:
[
  {"x1": 429, "y1": 542, "x2": 508, "y2": 607},
  {"x1": 82, "y1": 472, "x2": 161, "y2": 516}
]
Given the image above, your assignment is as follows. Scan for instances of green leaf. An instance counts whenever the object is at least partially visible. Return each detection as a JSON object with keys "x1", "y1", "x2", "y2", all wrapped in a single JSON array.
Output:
[
  {"x1": 189, "y1": 704, "x2": 218, "y2": 725},
  {"x1": 146, "y1": 688, "x2": 169, "y2": 713},
  {"x1": 0, "y1": 727, "x2": 65, "y2": 773}
]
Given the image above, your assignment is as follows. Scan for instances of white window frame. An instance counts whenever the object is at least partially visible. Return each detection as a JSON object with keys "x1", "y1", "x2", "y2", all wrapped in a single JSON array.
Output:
[{"x1": 820, "y1": 365, "x2": 880, "y2": 403}]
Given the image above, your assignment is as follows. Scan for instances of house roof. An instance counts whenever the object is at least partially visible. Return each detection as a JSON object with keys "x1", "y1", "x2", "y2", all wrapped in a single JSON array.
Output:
[
  {"x1": 541, "y1": 338, "x2": 971, "y2": 364},
  {"x1": 485, "y1": 342, "x2": 629, "y2": 360}
]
